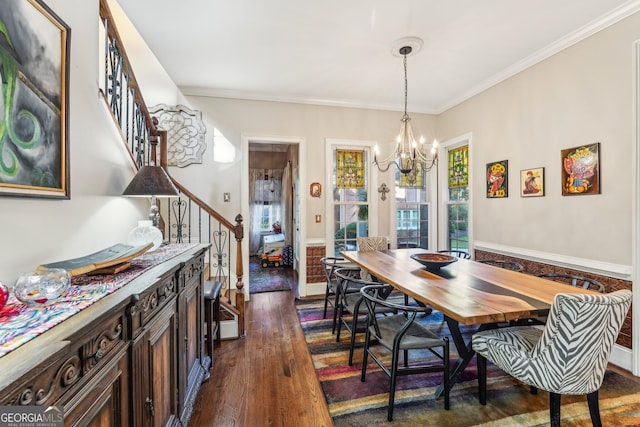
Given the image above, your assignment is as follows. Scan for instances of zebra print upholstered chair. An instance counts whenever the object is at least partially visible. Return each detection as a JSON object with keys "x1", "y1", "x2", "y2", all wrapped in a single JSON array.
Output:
[
  {"x1": 472, "y1": 289, "x2": 632, "y2": 427},
  {"x1": 357, "y1": 236, "x2": 388, "y2": 252}
]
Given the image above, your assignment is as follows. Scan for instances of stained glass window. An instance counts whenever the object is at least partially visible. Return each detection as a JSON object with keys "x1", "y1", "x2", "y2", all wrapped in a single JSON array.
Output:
[
  {"x1": 336, "y1": 149, "x2": 365, "y2": 189},
  {"x1": 397, "y1": 161, "x2": 425, "y2": 188},
  {"x1": 448, "y1": 146, "x2": 469, "y2": 189}
]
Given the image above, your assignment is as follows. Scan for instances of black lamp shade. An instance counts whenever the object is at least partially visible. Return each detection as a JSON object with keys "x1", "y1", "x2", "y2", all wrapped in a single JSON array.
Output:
[{"x1": 122, "y1": 166, "x2": 179, "y2": 197}]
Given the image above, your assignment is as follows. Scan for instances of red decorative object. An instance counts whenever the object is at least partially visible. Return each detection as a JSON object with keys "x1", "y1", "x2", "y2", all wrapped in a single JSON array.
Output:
[{"x1": 0, "y1": 282, "x2": 8, "y2": 310}]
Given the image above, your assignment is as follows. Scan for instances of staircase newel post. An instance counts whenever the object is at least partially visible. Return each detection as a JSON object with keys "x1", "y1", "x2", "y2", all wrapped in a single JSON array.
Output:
[
  {"x1": 234, "y1": 214, "x2": 245, "y2": 336},
  {"x1": 234, "y1": 214, "x2": 244, "y2": 289}
]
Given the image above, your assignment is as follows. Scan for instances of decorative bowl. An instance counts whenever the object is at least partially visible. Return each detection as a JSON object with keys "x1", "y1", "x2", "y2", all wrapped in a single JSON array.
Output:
[
  {"x1": 14, "y1": 268, "x2": 70, "y2": 307},
  {"x1": 410, "y1": 253, "x2": 458, "y2": 270}
]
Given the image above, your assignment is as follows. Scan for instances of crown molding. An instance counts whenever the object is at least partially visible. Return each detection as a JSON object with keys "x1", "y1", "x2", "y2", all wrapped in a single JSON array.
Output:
[
  {"x1": 436, "y1": 0, "x2": 640, "y2": 113},
  {"x1": 181, "y1": 1, "x2": 640, "y2": 116}
]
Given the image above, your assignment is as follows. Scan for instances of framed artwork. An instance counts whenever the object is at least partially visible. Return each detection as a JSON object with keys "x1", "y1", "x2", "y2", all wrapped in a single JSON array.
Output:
[
  {"x1": 520, "y1": 167, "x2": 545, "y2": 197},
  {"x1": 486, "y1": 160, "x2": 508, "y2": 198},
  {"x1": 310, "y1": 182, "x2": 321, "y2": 197},
  {"x1": 561, "y1": 143, "x2": 600, "y2": 196},
  {"x1": 0, "y1": 0, "x2": 70, "y2": 198}
]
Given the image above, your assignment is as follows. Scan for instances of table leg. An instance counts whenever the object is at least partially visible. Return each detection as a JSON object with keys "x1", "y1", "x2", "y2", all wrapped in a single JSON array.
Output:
[{"x1": 434, "y1": 317, "x2": 495, "y2": 398}]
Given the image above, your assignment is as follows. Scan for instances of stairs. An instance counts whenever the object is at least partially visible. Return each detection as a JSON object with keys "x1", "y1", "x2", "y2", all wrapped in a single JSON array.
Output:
[{"x1": 100, "y1": 0, "x2": 246, "y2": 340}]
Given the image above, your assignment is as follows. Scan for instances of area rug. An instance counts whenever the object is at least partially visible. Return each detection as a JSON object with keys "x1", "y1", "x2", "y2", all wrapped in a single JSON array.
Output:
[
  {"x1": 296, "y1": 298, "x2": 640, "y2": 427},
  {"x1": 249, "y1": 257, "x2": 293, "y2": 293}
]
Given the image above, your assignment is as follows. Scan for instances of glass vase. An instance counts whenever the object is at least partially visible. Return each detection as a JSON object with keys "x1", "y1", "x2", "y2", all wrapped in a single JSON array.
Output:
[
  {"x1": 14, "y1": 268, "x2": 70, "y2": 306},
  {"x1": 128, "y1": 220, "x2": 163, "y2": 251}
]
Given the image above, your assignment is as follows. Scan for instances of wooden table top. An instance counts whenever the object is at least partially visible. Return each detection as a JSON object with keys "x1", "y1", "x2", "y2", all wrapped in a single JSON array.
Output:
[{"x1": 340, "y1": 249, "x2": 597, "y2": 325}]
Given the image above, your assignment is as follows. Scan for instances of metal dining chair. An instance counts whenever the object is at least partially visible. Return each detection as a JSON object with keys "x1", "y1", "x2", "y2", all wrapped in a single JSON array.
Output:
[
  {"x1": 536, "y1": 273, "x2": 605, "y2": 293},
  {"x1": 473, "y1": 289, "x2": 632, "y2": 427},
  {"x1": 478, "y1": 259, "x2": 524, "y2": 272},
  {"x1": 360, "y1": 284, "x2": 450, "y2": 421},
  {"x1": 334, "y1": 267, "x2": 396, "y2": 366},
  {"x1": 320, "y1": 256, "x2": 354, "y2": 334},
  {"x1": 438, "y1": 249, "x2": 470, "y2": 260}
]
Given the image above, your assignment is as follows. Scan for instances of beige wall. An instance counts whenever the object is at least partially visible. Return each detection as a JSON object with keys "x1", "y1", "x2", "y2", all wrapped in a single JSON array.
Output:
[
  {"x1": 181, "y1": 9, "x2": 639, "y2": 267},
  {"x1": 1, "y1": 1, "x2": 635, "y2": 285},
  {"x1": 181, "y1": 96, "x2": 437, "y2": 242},
  {"x1": 437, "y1": 12, "x2": 640, "y2": 265},
  {"x1": 0, "y1": 0, "x2": 149, "y2": 284}
]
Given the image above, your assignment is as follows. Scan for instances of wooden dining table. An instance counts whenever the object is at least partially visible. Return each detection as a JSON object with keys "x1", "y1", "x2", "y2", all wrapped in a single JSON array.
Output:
[{"x1": 340, "y1": 248, "x2": 597, "y2": 397}]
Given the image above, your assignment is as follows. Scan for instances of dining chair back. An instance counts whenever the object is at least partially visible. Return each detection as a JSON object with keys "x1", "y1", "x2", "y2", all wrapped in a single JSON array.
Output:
[
  {"x1": 478, "y1": 259, "x2": 524, "y2": 272},
  {"x1": 536, "y1": 273, "x2": 605, "y2": 293},
  {"x1": 320, "y1": 256, "x2": 353, "y2": 333},
  {"x1": 356, "y1": 237, "x2": 388, "y2": 281},
  {"x1": 357, "y1": 236, "x2": 388, "y2": 252},
  {"x1": 334, "y1": 267, "x2": 394, "y2": 366},
  {"x1": 472, "y1": 289, "x2": 632, "y2": 427},
  {"x1": 438, "y1": 249, "x2": 470, "y2": 259},
  {"x1": 360, "y1": 284, "x2": 450, "y2": 421}
]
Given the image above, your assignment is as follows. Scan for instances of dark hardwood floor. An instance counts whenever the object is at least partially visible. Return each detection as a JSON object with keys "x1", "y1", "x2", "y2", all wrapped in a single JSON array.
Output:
[
  {"x1": 189, "y1": 280, "x2": 640, "y2": 426},
  {"x1": 190, "y1": 289, "x2": 333, "y2": 426}
]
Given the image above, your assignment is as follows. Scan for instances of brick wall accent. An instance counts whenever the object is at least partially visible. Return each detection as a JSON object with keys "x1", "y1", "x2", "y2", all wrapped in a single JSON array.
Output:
[
  {"x1": 306, "y1": 246, "x2": 326, "y2": 284},
  {"x1": 475, "y1": 249, "x2": 632, "y2": 349}
]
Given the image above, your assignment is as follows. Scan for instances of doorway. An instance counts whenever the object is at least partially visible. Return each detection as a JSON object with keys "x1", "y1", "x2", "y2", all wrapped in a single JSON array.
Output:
[{"x1": 246, "y1": 140, "x2": 300, "y2": 296}]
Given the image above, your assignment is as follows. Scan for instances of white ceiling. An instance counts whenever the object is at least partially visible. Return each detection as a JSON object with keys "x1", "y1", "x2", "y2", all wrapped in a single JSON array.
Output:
[{"x1": 117, "y1": 0, "x2": 640, "y2": 114}]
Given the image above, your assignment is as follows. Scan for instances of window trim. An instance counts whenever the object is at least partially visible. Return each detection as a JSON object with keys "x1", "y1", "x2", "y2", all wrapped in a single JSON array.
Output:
[
  {"x1": 437, "y1": 133, "x2": 473, "y2": 255},
  {"x1": 325, "y1": 139, "x2": 379, "y2": 255}
]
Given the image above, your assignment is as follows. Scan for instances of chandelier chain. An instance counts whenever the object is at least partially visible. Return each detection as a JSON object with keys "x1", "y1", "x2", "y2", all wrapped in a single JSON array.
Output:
[{"x1": 403, "y1": 53, "x2": 408, "y2": 117}]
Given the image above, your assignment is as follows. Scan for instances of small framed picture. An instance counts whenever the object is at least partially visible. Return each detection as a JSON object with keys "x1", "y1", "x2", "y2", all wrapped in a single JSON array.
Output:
[
  {"x1": 310, "y1": 182, "x2": 322, "y2": 197},
  {"x1": 561, "y1": 143, "x2": 600, "y2": 196},
  {"x1": 520, "y1": 167, "x2": 545, "y2": 197},
  {"x1": 486, "y1": 160, "x2": 508, "y2": 198}
]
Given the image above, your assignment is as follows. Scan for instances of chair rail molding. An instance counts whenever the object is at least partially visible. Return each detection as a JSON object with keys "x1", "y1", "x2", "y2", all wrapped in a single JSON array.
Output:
[{"x1": 474, "y1": 241, "x2": 632, "y2": 280}]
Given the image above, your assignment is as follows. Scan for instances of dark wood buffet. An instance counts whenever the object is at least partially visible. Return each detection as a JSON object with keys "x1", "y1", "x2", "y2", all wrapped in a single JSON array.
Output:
[{"x1": 0, "y1": 244, "x2": 210, "y2": 426}]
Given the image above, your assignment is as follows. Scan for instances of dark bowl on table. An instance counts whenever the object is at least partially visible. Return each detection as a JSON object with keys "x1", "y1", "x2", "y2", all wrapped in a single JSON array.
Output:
[{"x1": 410, "y1": 253, "x2": 458, "y2": 270}]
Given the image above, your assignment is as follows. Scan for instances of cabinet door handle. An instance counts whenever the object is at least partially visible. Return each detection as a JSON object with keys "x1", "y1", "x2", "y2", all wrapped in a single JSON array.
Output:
[{"x1": 145, "y1": 397, "x2": 155, "y2": 417}]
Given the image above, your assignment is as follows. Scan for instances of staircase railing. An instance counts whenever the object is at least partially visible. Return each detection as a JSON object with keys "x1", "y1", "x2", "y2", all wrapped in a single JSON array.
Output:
[{"x1": 99, "y1": 0, "x2": 245, "y2": 335}]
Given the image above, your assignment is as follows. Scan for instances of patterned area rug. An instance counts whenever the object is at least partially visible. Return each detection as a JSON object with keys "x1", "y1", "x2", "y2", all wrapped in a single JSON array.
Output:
[
  {"x1": 296, "y1": 298, "x2": 640, "y2": 427},
  {"x1": 249, "y1": 257, "x2": 294, "y2": 293}
]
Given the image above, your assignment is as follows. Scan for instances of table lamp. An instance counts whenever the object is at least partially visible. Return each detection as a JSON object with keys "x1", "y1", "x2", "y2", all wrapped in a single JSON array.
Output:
[{"x1": 122, "y1": 165, "x2": 179, "y2": 227}]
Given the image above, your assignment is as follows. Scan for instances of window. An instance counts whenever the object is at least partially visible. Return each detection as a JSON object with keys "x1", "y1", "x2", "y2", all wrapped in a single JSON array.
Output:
[
  {"x1": 254, "y1": 178, "x2": 280, "y2": 232},
  {"x1": 395, "y1": 185, "x2": 429, "y2": 249},
  {"x1": 332, "y1": 149, "x2": 369, "y2": 255},
  {"x1": 445, "y1": 145, "x2": 469, "y2": 253}
]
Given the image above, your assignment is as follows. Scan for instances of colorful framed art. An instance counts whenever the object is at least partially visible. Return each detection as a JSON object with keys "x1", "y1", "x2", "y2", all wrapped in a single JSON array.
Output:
[
  {"x1": 561, "y1": 143, "x2": 600, "y2": 196},
  {"x1": 486, "y1": 160, "x2": 508, "y2": 198},
  {"x1": 0, "y1": 0, "x2": 71, "y2": 198},
  {"x1": 520, "y1": 167, "x2": 545, "y2": 197}
]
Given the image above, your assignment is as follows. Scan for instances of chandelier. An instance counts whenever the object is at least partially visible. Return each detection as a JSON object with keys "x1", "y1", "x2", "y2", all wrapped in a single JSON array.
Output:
[{"x1": 374, "y1": 39, "x2": 438, "y2": 175}]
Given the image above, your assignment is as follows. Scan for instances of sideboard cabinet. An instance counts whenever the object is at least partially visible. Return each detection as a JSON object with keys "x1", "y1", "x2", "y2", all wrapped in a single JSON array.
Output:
[{"x1": 0, "y1": 244, "x2": 209, "y2": 426}]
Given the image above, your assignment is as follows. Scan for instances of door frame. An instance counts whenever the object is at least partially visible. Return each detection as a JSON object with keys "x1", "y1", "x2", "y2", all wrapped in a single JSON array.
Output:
[{"x1": 241, "y1": 134, "x2": 306, "y2": 299}]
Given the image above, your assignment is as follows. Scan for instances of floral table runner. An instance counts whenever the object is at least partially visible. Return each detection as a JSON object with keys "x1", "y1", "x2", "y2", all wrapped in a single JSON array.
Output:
[{"x1": 0, "y1": 243, "x2": 199, "y2": 357}]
